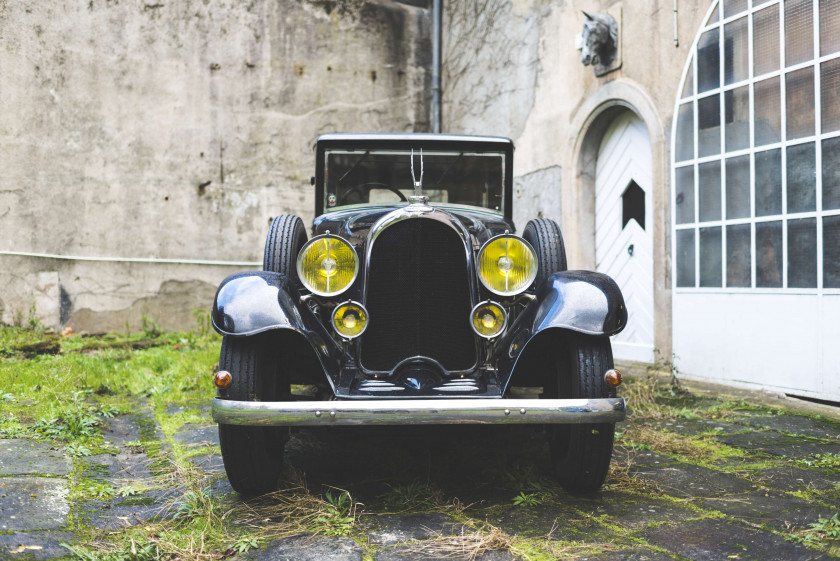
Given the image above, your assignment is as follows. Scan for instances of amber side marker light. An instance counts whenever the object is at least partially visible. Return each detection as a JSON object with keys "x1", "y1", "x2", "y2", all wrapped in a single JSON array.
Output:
[
  {"x1": 604, "y1": 369, "x2": 622, "y2": 388},
  {"x1": 214, "y1": 370, "x2": 232, "y2": 389}
]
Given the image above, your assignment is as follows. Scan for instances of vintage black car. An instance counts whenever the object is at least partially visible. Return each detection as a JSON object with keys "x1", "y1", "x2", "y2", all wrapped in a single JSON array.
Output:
[{"x1": 211, "y1": 133, "x2": 628, "y2": 495}]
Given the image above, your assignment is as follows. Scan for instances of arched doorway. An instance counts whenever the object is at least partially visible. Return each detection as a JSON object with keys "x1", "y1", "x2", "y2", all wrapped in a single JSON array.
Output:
[{"x1": 595, "y1": 111, "x2": 655, "y2": 362}]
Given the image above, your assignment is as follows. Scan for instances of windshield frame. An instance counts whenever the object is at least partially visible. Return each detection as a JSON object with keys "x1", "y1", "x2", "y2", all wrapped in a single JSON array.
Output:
[{"x1": 314, "y1": 134, "x2": 514, "y2": 221}]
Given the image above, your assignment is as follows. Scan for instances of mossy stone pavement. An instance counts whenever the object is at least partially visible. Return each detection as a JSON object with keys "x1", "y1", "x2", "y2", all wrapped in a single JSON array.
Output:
[{"x1": 2, "y1": 365, "x2": 839, "y2": 560}]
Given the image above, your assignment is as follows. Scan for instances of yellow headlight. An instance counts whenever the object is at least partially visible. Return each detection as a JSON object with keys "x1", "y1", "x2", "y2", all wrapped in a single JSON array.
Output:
[
  {"x1": 470, "y1": 301, "x2": 507, "y2": 339},
  {"x1": 477, "y1": 235, "x2": 538, "y2": 296},
  {"x1": 332, "y1": 301, "x2": 368, "y2": 339},
  {"x1": 296, "y1": 235, "x2": 359, "y2": 296}
]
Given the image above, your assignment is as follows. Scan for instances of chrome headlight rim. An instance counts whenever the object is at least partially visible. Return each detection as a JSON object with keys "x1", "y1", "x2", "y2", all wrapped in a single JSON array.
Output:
[
  {"x1": 476, "y1": 234, "x2": 539, "y2": 297},
  {"x1": 296, "y1": 234, "x2": 360, "y2": 297},
  {"x1": 331, "y1": 300, "x2": 369, "y2": 340},
  {"x1": 470, "y1": 300, "x2": 508, "y2": 339}
]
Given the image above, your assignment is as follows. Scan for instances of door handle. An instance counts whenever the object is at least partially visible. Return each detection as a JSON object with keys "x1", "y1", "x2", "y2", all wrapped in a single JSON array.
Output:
[{"x1": 627, "y1": 244, "x2": 634, "y2": 257}]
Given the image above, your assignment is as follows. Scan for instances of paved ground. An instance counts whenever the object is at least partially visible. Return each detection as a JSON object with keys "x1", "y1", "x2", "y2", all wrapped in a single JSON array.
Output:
[{"x1": 2, "y1": 367, "x2": 839, "y2": 560}]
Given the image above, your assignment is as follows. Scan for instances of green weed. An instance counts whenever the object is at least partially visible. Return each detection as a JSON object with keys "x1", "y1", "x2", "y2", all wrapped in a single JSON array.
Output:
[
  {"x1": 789, "y1": 512, "x2": 840, "y2": 549},
  {"x1": 313, "y1": 490, "x2": 357, "y2": 536},
  {"x1": 804, "y1": 453, "x2": 840, "y2": 469}
]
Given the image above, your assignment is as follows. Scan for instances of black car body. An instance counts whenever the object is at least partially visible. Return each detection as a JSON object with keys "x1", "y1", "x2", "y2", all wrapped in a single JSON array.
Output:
[{"x1": 211, "y1": 133, "x2": 628, "y2": 495}]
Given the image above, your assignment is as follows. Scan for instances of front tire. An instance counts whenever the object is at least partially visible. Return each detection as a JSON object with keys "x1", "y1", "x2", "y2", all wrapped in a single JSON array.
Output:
[
  {"x1": 218, "y1": 334, "x2": 289, "y2": 495},
  {"x1": 546, "y1": 334, "x2": 616, "y2": 494}
]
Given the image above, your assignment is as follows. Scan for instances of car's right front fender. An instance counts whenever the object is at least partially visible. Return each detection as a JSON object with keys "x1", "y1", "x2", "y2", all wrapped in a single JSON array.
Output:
[{"x1": 211, "y1": 271, "x2": 342, "y2": 387}]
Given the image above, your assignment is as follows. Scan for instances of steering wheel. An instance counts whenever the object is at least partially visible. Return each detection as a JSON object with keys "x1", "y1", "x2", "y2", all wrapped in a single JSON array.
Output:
[{"x1": 338, "y1": 182, "x2": 407, "y2": 205}]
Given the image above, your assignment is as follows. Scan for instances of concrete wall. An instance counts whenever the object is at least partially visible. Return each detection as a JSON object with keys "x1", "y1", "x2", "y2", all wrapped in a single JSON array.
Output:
[
  {"x1": 0, "y1": 0, "x2": 431, "y2": 331},
  {"x1": 442, "y1": 0, "x2": 713, "y2": 357}
]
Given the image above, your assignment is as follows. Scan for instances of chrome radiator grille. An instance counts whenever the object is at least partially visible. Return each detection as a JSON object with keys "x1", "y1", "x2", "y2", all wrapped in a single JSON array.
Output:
[{"x1": 361, "y1": 218, "x2": 476, "y2": 372}]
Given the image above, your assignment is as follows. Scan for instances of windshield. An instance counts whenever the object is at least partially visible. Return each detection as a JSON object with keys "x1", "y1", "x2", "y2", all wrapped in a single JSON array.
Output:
[{"x1": 323, "y1": 149, "x2": 505, "y2": 214}]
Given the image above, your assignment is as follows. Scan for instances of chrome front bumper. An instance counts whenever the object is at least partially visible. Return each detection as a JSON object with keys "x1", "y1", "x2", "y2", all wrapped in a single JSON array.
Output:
[{"x1": 212, "y1": 397, "x2": 626, "y2": 426}]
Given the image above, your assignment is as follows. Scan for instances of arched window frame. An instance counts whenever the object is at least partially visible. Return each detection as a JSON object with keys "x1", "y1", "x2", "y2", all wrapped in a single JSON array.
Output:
[{"x1": 671, "y1": 0, "x2": 840, "y2": 293}]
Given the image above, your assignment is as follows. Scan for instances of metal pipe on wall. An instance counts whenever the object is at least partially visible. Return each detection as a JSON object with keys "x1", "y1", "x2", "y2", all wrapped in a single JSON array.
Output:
[{"x1": 432, "y1": 0, "x2": 442, "y2": 133}]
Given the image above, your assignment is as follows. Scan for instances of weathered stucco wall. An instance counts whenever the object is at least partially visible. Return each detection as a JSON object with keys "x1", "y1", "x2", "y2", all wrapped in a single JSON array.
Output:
[
  {"x1": 0, "y1": 0, "x2": 430, "y2": 331},
  {"x1": 442, "y1": 0, "x2": 712, "y2": 357}
]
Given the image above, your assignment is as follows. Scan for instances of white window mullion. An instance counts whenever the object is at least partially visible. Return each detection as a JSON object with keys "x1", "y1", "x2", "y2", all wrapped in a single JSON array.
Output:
[{"x1": 814, "y1": 0, "x2": 824, "y2": 293}]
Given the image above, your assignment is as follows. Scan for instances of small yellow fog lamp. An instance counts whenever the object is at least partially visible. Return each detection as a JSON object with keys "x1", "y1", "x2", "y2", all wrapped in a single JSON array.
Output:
[
  {"x1": 477, "y1": 235, "x2": 538, "y2": 296},
  {"x1": 470, "y1": 301, "x2": 507, "y2": 339},
  {"x1": 332, "y1": 301, "x2": 369, "y2": 339},
  {"x1": 213, "y1": 370, "x2": 232, "y2": 389},
  {"x1": 296, "y1": 235, "x2": 359, "y2": 296}
]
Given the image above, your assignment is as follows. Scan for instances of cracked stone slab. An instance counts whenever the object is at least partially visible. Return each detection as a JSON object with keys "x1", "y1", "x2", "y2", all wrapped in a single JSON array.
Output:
[
  {"x1": 643, "y1": 518, "x2": 825, "y2": 560},
  {"x1": 0, "y1": 440, "x2": 71, "y2": 476},
  {"x1": 731, "y1": 414, "x2": 840, "y2": 441},
  {"x1": 187, "y1": 453, "x2": 225, "y2": 474},
  {"x1": 652, "y1": 418, "x2": 748, "y2": 436},
  {"x1": 630, "y1": 463, "x2": 756, "y2": 498},
  {"x1": 574, "y1": 548, "x2": 681, "y2": 560},
  {"x1": 374, "y1": 545, "x2": 516, "y2": 560},
  {"x1": 0, "y1": 530, "x2": 75, "y2": 561},
  {"x1": 752, "y1": 464, "x2": 840, "y2": 493},
  {"x1": 612, "y1": 448, "x2": 679, "y2": 468},
  {"x1": 173, "y1": 424, "x2": 219, "y2": 448},
  {"x1": 695, "y1": 490, "x2": 825, "y2": 532},
  {"x1": 81, "y1": 453, "x2": 154, "y2": 485},
  {"x1": 713, "y1": 432, "x2": 840, "y2": 459},
  {"x1": 569, "y1": 491, "x2": 697, "y2": 530},
  {"x1": 482, "y1": 503, "x2": 624, "y2": 543},
  {"x1": 101, "y1": 415, "x2": 146, "y2": 448},
  {"x1": 77, "y1": 489, "x2": 171, "y2": 530},
  {"x1": 365, "y1": 513, "x2": 465, "y2": 547},
  {"x1": 243, "y1": 535, "x2": 362, "y2": 561},
  {"x1": 0, "y1": 477, "x2": 69, "y2": 531}
]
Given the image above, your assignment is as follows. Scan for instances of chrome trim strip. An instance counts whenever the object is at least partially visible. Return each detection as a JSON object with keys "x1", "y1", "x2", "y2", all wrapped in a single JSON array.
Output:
[{"x1": 212, "y1": 397, "x2": 626, "y2": 426}]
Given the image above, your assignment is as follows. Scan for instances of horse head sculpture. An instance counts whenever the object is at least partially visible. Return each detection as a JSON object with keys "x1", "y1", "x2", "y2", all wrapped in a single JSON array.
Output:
[{"x1": 579, "y1": 11, "x2": 618, "y2": 67}]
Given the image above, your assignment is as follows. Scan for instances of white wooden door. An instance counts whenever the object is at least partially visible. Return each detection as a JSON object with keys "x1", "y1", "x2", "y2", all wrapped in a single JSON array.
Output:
[{"x1": 595, "y1": 112, "x2": 655, "y2": 363}]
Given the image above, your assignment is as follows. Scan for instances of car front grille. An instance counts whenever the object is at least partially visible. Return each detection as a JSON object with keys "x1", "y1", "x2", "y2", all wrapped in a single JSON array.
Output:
[{"x1": 361, "y1": 217, "x2": 476, "y2": 372}]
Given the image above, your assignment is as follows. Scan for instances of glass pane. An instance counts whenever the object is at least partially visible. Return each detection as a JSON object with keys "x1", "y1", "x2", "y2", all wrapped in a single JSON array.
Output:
[
  {"x1": 754, "y1": 0, "x2": 774, "y2": 6},
  {"x1": 820, "y1": 0, "x2": 840, "y2": 56},
  {"x1": 675, "y1": 166, "x2": 696, "y2": 224},
  {"x1": 699, "y1": 160, "x2": 722, "y2": 222},
  {"x1": 700, "y1": 227, "x2": 723, "y2": 287},
  {"x1": 788, "y1": 218, "x2": 817, "y2": 288},
  {"x1": 822, "y1": 136, "x2": 840, "y2": 210},
  {"x1": 677, "y1": 229, "x2": 696, "y2": 287},
  {"x1": 787, "y1": 142, "x2": 816, "y2": 213},
  {"x1": 676, "y1": 103, "x2": 695, "y2": 162},
  {"x1": 754, "y1": 76, "x2": 782, "y2": 145},
  {"x1": 824, "y1": 215, "x2": 840, "y2": 288},
  {"x1": 698, "y1": 95, "x2": 721, "y2": 157},
  {"x1": 753, "y1": 5, "x2": 780, "y2": 76},
  {"x1": 724, "y1": 17, "x2": 749, "y2": 85},
  {"x1": 727, "y1": 223, "x2": 752, "y2": 287},
  {"x1": 821, "y1": 58, "x2": 840, "y2": 133},
  {"x1": 698, "y1": 29, "x2": 721, "y2": 93},
  {"x1": 785, "y1": 0, "x2": 814, "y2": 66},
  {"x1": 785, "y1": 67, "x2": 815, "y2": 140},
  {"x1": 726, "y1": 155, "x2": 751, "y2": 219},
  {"x1": 724, "y1": 0, "x2": 748, "y2": 17},
  {"x1": 756, "y1": 221, "x2": 783, "y2": 287},
  {"x1": 725, "y1": 86, "x2": 750, "y2": 151},
  {"x1": 754, "y1": 149, "x2": 782, "y2": 216},
  {"x1": 682, "y1": 59, "x2": 694, "y2": 99},
  {"x1": 709, "y1": 4, "x2": 720, "y2": 25}
]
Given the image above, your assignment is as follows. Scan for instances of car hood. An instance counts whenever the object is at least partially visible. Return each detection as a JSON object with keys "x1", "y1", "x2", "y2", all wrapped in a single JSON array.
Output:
[{"x1": 312, "y1": 204, "x2": 515, "y2": 247}]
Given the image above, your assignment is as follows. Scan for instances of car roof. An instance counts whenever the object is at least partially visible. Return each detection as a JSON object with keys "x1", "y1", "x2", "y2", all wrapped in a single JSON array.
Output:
[{"x1": 316, "y1": 133, "x2": 514, "y2": 149}]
